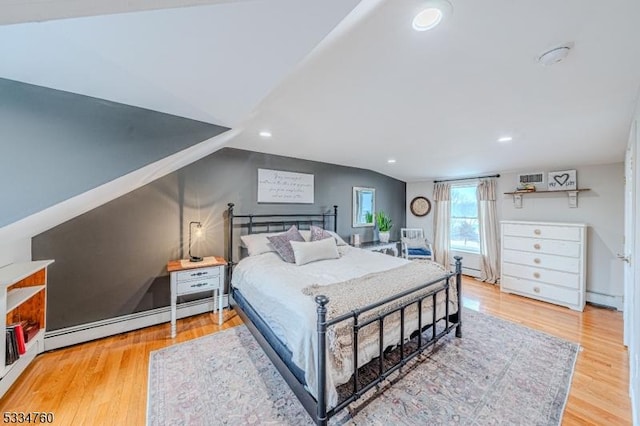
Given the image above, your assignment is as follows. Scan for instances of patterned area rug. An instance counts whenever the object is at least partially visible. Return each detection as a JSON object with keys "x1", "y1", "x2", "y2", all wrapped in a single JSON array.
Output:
[{"x1": 147, "y1": 309, "x2": 578, "y2": 425}]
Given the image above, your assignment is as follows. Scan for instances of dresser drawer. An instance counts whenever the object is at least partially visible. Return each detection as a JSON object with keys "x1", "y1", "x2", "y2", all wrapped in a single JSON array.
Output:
[
  {"x1": 502, "y1": 236, "x2": 581, "y2": 257},
  {"x1": 177, "y1": 275, "x2": 220, "y2": 295},
  {"x1": 502, "y1": 249, "x2": 580, "y2": 273},
  {"x1": 501, "y1": 276, "x2": 580, "y2": 306},
  {"x1": 502, "y1": 262, "x2": 580, "y2": 289},
  {"x1": 176, "y1": 266, "x2": 221, "y2": 283},
  {"x1": 502, "y1": 223, "x2": 582, "y2": 241}
]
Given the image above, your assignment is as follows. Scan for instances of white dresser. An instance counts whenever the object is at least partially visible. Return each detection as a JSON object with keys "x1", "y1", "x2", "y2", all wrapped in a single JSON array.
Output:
[{"x1": 500, "y1": 220, "x2": 587, "y2": 311}]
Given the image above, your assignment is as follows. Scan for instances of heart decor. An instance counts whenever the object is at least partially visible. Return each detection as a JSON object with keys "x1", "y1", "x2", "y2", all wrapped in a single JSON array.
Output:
[{"x1": 553, "y1": 173, "x2": 570, "y2": 186}]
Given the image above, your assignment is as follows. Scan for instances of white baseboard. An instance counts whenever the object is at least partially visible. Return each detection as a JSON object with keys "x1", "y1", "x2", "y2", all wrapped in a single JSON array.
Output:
[
  {"x1": 44, "y1": 295, "x2": 228, "y2": 351},
  {"x1": 461, "y1": 267, "x2": 481, "y2": 279},
  {"x1": 586, "y1": 291, "x2": 624, "y2": 311}
]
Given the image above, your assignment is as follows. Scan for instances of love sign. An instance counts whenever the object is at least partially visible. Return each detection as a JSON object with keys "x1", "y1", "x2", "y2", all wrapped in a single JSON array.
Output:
[{"x1": 547, "y1": 170, "x2": 577, "y2": 191}]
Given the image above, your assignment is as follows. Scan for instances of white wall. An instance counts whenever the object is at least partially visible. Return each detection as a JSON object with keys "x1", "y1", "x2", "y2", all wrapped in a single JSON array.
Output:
[
  {"x1": 406, "y1": 162, "x2": 625, "y2": 305},
  {"x1": 0, "y1": 239, "x2": 31, "y2": 268}
]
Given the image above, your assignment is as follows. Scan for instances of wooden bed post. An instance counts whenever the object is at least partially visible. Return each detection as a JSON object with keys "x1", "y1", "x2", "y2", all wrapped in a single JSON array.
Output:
[
  {"x1": 315, "y1": 295, "x2": 329, "y2": 426},
  {"x1": 454, "y1": 256, "x2": 462, "y2": 338}
]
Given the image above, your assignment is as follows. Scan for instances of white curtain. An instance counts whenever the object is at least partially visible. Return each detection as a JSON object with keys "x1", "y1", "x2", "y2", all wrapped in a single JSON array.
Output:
[
  {"x1": 433, "y1": 182, "x2": 451, "y2": 268},
  {"x1": 477, "y1": 179, "x2": 500, "y2": 283}
]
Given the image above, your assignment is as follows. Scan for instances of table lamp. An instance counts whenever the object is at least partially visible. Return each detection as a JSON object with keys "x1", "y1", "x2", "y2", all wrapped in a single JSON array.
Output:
[{"x1": 189, "y1": 221, "x2": 203, "y2": 262}]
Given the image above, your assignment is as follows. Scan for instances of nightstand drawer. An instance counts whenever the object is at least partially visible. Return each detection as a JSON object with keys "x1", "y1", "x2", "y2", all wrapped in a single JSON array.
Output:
[
  {"x1": 176, "y1": 266, "x2": 220, "y2": 282},
  {"x1": 177, "y1": 276, "x2": 220, "y2": 295}
]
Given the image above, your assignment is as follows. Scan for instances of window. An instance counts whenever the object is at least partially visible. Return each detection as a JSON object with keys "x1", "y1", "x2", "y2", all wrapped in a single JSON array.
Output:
[{"x1": 450, "y1": 184, "x2": 479, "y2": 253}]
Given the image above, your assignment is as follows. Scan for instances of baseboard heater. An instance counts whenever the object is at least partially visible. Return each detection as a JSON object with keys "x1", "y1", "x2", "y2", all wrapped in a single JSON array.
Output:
[
  {"x1": 44, "y1": 295, "x2": 228, "y2": 351},
  {"x1": 586, "y1": 291, "x2": 623, "y2": 311}
]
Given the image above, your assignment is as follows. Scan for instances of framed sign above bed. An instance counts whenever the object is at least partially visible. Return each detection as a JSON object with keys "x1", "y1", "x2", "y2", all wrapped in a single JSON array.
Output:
[{"x1": 258, "y1": 168, "x2": 314, "y2": 203}]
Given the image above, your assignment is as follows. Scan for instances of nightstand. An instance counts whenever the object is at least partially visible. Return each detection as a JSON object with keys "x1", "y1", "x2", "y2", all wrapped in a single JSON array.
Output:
[{"x1": 167, "y1": 256, "x2": 226, "y2": 338}]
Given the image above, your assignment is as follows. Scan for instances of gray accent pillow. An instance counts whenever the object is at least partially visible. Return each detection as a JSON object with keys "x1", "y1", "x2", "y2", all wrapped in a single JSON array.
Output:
[
  {"x1": 267, "y1": 226, "x2": 305, "y2": 263},
  {"x1": 310, "y1": 225, "x2": 333, "y2": 242}
]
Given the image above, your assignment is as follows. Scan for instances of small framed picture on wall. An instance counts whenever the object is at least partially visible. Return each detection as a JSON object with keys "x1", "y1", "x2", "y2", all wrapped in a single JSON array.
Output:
[{"x1": 547, "y1": 170, "x2": 577, "y2": 191}]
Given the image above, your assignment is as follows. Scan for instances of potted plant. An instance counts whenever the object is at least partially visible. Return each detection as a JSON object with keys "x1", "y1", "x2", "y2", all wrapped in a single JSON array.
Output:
[{"x1": 375, "y1": 211, "x2": 392, "y2": 243}]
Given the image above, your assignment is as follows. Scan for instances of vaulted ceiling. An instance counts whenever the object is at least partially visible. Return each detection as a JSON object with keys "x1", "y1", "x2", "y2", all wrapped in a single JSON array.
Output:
[{"x1": 2, "y1": 0, "x2": 640, "y2": 182}]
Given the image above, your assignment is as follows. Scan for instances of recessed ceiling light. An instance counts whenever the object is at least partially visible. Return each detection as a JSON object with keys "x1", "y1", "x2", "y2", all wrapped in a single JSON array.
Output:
[
  {"x1": 413, "y1": 0, "x2": 452, "y2": 31},
  {"x1": 498, "y1": 136, "x2": 513, "y2": 142},
  {"x1": 259, "y1": 131, "x2": 272, "y2": 138},
  {"x1": 387, "y1": 159, "x2": 397, "y2": 164}
]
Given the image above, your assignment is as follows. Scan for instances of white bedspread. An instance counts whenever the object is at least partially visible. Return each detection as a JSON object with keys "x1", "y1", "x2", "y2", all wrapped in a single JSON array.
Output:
[{"x1": 231, "y1": 245, "x2": 456, "y2": 407}]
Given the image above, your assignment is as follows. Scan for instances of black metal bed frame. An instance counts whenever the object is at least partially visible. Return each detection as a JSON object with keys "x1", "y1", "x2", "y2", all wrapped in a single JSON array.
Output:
[{"x1": 226, "y1": 203, "x2": 462, "y2": 425}]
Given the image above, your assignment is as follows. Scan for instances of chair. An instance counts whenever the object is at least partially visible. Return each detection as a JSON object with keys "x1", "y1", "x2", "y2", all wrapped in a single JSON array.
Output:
[{"x1": 400, "y1": 228, "x2": 433, "y2": 260}]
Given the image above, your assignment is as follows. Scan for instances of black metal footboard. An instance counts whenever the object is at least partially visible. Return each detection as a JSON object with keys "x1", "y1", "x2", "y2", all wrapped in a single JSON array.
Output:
[{"x1": 314, "y1": 256, "x2": 463, "y2": 425}]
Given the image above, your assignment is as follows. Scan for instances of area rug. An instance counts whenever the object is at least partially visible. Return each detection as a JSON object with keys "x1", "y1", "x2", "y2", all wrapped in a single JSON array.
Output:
[{"x1": 147, "y1": 309, "x2": 579, "y2": 425}]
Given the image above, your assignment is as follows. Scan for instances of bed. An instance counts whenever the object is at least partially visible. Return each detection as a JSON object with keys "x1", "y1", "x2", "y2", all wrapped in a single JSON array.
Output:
[{"x1": 226, "y1": 203, "x2": 462, "y2": 425}]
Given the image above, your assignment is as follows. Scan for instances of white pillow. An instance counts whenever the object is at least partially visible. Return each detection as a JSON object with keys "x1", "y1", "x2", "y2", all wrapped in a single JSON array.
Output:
[
  {"x1": 402, "y1": 237, "x2": 428, "y2": 250},
  {"x1": 290, "y1": 238, "x2": 340, "y2": 266},
  {"x1": 240, "y1": 233, "x2": 279, "y2": 256}
]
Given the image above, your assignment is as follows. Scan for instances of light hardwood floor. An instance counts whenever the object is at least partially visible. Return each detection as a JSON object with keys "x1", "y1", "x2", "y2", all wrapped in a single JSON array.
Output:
[{"x1": 0, "y1": 277, "x2": 631, "y2": 425}]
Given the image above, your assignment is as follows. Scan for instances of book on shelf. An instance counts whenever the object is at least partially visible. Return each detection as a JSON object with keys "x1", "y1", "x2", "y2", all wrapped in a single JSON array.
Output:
[
  {"x1": 5, "y1": 329, "x2": 19, "y2": 365},
  {"x1": 8, "y1": 322, "x2": 27, "y2": 355}
]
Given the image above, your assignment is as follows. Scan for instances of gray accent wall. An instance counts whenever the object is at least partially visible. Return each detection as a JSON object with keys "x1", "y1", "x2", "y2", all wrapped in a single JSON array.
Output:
[
  {"x1": 33, "y1": 148, "x2": 406, "y2": 331},
  {"x1": 0, "y1": 78, "x2": 228, "y2": 228}
]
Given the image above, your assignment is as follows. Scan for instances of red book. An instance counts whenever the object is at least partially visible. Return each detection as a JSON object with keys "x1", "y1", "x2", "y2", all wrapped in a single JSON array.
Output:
[{"x1": 9, "y1": 323, "x2": 26, "y2": 355}]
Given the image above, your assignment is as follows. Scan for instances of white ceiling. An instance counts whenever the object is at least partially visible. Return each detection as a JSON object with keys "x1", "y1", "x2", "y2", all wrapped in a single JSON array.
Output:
[
  {"x1": 0, "y1": 0, "x2": 360, "y2": 127},
  {"x1": 2, "y1": 0, "x2": 640, "y2": 181}
]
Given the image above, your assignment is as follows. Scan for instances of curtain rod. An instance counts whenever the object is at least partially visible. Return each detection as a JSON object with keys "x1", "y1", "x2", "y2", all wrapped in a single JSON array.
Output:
[{"x1": 433, "y1": 173, "x2": 500, "y2": 183}]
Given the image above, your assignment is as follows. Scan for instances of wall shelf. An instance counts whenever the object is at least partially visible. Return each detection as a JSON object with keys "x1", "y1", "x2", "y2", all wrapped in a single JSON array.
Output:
[{"x1": 504, "y1": 189, "x2": 591, "y2": 208}]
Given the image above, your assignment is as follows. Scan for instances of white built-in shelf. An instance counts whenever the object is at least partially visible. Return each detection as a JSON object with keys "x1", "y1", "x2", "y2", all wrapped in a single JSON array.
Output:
[
  {"x1": 504, "y1": 188, "x2": 591, "y2": 208},
  {"x1": 0, "y1": 260, "x2": 53, "y2": 397},
  {"x1": 7, "y1": 286, "x2": 46, "y2": 312},
  {"x1": 1, "y1": 329, "x2": 44, "y2": 380},
  {"x1": 0, "y1": 260, "x2": 54, "y2": 288}
]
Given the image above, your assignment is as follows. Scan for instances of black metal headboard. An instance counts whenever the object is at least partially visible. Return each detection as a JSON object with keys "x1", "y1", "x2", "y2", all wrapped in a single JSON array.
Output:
[{"x1": 226, "y1": 203, "x2": 338, "y2": 268}]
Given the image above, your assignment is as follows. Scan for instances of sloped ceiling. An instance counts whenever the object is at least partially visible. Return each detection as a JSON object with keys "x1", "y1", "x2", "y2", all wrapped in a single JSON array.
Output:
[
  {"x1": 1, "y1": 0, "x2": 639, "y2": 184},
  {"x1": 0, "y1": 78, "x2": 229, "y2": 228},
  {"x1": 0, "y1": 0, "x2": 361, "y2": 127}
]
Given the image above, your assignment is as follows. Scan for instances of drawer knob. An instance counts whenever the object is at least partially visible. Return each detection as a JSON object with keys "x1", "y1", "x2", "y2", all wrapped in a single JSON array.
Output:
[
  {"x1": 534, "y1": 258, "x2": 541, "y2": 264},
  {"x1": 533, "y1": 286, "x2": 540, "y2": 293},
  {"x1": 534, "y1": 229, "x2": 541, "y2": 235},
  {"x1": 533, "y1": 272, "x2": 540, "y2": 279},
  {"x1": 534, "y1": 244, "x2": 541, "y2": 250}
]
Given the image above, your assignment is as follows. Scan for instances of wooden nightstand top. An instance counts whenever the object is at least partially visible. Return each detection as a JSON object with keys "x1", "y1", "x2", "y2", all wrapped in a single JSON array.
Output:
[{"x1": 167, "y1": 256, "x2": 226, "y2": 273}]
